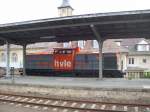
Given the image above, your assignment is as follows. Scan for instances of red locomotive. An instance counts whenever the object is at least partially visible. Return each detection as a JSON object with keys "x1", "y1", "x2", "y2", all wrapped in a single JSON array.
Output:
[{"x1": 26, "y1": 48, "x2": 123, "y2": 77}]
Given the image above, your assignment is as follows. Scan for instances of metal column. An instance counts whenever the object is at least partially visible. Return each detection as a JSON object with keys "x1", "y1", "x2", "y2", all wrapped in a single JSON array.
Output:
[
  {"x1": 90, "y1": 24, "x2": 104, "y2": 79},
  {"x1": 98, "y1": 40, "x2": 103, "y2": 79},
  {"x1": 23, "y1": 44, "x2": 27, "y2": 76},
  {"x1": 6, "y1": 41, "x2": 10, "y2": 77}
]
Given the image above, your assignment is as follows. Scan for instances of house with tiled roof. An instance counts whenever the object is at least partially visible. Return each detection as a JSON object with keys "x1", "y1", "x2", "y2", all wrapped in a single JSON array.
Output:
[
  {"x1": 119, "y1": 38, "x2": 150, "y2": 71},
  {"x1": 120, "y1": 38, "x2": 150, "y2": 78}
]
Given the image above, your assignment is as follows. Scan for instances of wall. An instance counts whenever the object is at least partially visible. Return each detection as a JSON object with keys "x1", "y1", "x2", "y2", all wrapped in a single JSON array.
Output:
[
  {"x1": 127, "y1": 55, "x2": 150, "y2": 69},
  {"x1": 117, "y1": 53, "x2": 127, "y2": 71}
]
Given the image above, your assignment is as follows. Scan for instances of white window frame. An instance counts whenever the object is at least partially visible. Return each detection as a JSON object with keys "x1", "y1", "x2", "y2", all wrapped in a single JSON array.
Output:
[{"x1": 129, "y1": 58, "x2": 134, "y2": 65}]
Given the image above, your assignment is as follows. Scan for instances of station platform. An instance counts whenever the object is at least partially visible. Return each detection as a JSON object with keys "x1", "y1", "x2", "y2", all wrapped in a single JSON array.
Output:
[
  {"x1": 0, "y1": 76, "x2": 150, "y2": 89},
  {"x1": 0, "y1": 76, "x2": 150, "y2": 104}
]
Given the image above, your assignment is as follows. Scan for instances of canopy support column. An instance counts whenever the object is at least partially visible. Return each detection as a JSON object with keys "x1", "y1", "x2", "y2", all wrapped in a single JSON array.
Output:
[
  {"x1": 6, "y1": 41, "x2": 10, "y2": 77},
  {"x1": 90, "y1": 24, "x2": 104, "y2": 79},
  {"x1": 23, "y1": 44, "x2": 27, "y2": 76},
  {"x1": 98, "y1": 40, "x2": 103, "y2": 79}
]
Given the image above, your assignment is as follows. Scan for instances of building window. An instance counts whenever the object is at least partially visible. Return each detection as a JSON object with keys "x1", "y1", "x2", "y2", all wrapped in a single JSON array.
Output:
[
  {"x1": 137, "y1": 40, "x2": 149, "y2": 51},
  {"x1": 78, "y1": 40, "x2": 86, "y2": 49},
  {"x1": 12, "y1": 53, "x2": 18, "y2": 63},
  {"x1": 137, "y1": 44, "x2": 149, "y2": 51},
  {"x1": 129, "y1": 58, "x2": 134, "y2": 64},
  {"x1": 0, "y1": 53, "x2": 5, "y2": 62},
  {"x1": 143, "y1": 59, "x2": 147, "y2": 63},
  {"x1": 63, "y1": 42, "x2": 70, "y2": 48},
  {"x1": 93, "y1": 40, "x2": 99, "y2": 48}
]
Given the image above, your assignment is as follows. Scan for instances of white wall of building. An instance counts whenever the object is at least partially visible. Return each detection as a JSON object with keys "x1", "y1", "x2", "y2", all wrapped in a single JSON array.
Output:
[
  {"x1": 0, "y1": 50, "x2": 23, "y2": 68},
  {"x1": 121, "y1": 53, "x2": 127, "y2": 71},
  {"x1": 127, "y1": 55, "x2": 150, "y2": 69},
  {"x1": 117, "y1": 53, "x2": 127, "y2": 72},
  {"x1": 0, "y1": 44, "x2": 47, "y2": 69}
]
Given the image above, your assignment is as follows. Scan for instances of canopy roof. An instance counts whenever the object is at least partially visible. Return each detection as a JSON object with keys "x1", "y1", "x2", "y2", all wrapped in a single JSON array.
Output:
[{"x1": 0, "y1": 9, "x2": 150, "y2": 45}]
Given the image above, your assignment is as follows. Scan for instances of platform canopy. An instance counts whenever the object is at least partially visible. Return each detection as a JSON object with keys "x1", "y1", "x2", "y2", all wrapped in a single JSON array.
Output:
[{"x1": 0, "y1": 9, "x2": 150, "y2": 45}]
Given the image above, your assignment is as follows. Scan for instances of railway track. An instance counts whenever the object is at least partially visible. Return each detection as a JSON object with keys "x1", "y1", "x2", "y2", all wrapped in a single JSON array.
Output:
[{"x1": 0, "y1": 93, "x2": 149, "y2": 112}]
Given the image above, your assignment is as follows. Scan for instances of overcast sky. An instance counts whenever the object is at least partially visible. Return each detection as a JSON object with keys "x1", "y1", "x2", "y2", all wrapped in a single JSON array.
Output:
[{"x1": 0, "y1": 0, "x2": 150, "y2": 24}]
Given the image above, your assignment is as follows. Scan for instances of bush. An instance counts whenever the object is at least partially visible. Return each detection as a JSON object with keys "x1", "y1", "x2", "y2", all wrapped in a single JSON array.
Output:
[
  {"x1": 148, "y1": 72, "x2": 150, "y2": 78},
  {"x1": 144, "y1": 72, "x2": 150, "y2": 78},
  {"x1": 144, "y1": 72, "x2": 147, "y2": 78}
]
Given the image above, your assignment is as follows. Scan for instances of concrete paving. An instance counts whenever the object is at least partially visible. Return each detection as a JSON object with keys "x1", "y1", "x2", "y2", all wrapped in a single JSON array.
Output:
[{"x1": 0, "y1": 76, "x2": 150, "y2": 89}]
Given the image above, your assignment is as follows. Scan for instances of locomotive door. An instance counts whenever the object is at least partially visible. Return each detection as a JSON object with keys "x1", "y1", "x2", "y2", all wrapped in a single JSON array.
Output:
[{"x1": 53, "y1": 48, "x2": 76, "y2": 71}]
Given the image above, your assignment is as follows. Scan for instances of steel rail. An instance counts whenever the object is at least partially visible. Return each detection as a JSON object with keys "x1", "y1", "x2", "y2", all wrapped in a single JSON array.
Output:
[
  {"x1": 0, "y1": 92, "x2": 149, "y2": 108},
  {"x1": 0, "y1": 98, "x2": 126, "y2": 112}
]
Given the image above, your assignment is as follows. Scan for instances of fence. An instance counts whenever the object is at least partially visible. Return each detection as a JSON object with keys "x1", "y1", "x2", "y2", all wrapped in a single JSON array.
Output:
[{"x1": 125, "y1": 69, "x2": 150, "y2": 79}]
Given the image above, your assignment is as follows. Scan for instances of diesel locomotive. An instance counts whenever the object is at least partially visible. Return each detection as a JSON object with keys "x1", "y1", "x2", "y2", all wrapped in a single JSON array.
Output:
[{"x1": 26, "y1": 48, "x2": 124, "y2": 77}]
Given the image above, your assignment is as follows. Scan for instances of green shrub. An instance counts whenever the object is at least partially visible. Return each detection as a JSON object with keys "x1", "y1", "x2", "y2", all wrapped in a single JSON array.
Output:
[
  {"x1": 148, "y1": 72, "x2": 150, "y2": 78},
  {"x1": 144, "y1": 72, "x2": 147, "y2": 78},
  {"x1": 144, "y1": 71, "x2": 150, "y2": 78}
]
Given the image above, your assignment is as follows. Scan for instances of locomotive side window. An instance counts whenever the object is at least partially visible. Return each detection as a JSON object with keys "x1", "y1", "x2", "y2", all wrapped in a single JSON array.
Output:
[
  {"x1": 66, "y1": 50, "x2": 72, "y2": 54},
  {"x1": 62, "y1": 50, "x2": 64, "y2": 54},
  {"x1": 54, "y1": 49, "x2": 73, "y2": 54}
]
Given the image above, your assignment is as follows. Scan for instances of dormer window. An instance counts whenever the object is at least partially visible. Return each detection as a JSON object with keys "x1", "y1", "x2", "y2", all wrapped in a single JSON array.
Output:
[
  {"x1": 137, "y1": 40, "x2": 149, "y2": 51},
  {"x1": 137, "y1": 44, "x2": 149, "y2": 51}
]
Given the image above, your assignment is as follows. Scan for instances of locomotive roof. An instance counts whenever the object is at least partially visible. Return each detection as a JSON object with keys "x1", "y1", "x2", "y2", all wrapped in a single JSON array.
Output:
[{"x1": 0, "y1": 9, "x2": 150, "y2": 45}]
